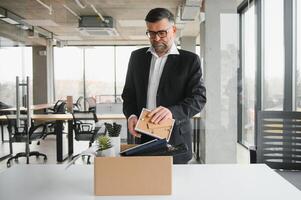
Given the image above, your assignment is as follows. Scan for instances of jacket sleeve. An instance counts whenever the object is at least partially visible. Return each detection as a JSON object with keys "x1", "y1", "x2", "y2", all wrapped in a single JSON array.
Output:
[
  {"x1": 168, "y1": 55, "x2": 206, "y2": 124},
  {"x1": 121, "y1": 52, "x2": 138, "y2": 119}
]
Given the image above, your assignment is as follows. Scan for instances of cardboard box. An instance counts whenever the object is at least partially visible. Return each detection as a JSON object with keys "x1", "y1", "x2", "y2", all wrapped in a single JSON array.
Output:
[{"x1": 94, "y1": 145, "x2": 173, "y2": 196}]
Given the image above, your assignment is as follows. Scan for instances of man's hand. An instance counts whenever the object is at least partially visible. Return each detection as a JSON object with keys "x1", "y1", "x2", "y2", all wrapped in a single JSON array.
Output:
[
  {"x1": 127, "y1": 116, "x2": 141, "y2": 138},
  {"x1": 148, "y1": 106, "x2": 173, "y2": 124}
]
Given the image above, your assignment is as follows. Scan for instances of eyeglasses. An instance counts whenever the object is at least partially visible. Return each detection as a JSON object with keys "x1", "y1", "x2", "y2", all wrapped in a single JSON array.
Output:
[{"x1": 146, "y1": 26, "x2": 172, "y2": 39}]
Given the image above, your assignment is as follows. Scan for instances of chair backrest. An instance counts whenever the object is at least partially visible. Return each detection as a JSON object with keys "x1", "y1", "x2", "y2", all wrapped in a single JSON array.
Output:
[
  {"x1": 53, "y1": 100, "x2": 64, "y2": 111},
  {"x1": 72, "y1": 111, "x2": 98, "y2": 133},
  {"x1": 55, "y1": 101, "x2": 66, "y2": 114},
  {"x1": 72, "y1": 111, "x2": 97, "y2": 121},
  {"x1": 6, "y1": 115, "x2": 46, "y2": 142},
  {"x1": 257, "y1": 111, "x2": 301, "y2": 170}
]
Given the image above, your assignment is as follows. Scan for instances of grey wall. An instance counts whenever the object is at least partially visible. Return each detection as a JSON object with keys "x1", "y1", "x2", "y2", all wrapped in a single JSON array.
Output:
[{"x1": 202, "y1": 0, "x2": 238, "y2": 163}]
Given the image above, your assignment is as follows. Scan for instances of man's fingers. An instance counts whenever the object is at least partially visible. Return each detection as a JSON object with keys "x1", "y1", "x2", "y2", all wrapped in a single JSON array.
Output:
[
  {"x1": 151, "y1": 108, "x2": 167, "y2": 124},
  {"x1": 128, "y1": 117, "x2": 141, "y2": 138},
  {"x1": 148, "y1": 106, "x2": 162, "y2": 117}
]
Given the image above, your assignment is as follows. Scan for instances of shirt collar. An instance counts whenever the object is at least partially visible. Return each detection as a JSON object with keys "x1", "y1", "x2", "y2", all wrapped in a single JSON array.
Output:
[{"x1": 146, "y1": 42, "x2": 179, "y2": 58}]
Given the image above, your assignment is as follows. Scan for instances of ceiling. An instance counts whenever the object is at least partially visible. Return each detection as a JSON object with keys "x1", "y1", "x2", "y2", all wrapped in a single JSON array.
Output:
[{"x1": 0, "y1": 0, "x2": 202, "y2": 46}]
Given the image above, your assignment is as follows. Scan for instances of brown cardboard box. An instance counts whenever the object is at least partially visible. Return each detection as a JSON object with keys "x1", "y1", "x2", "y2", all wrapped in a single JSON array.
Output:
[{"x1": 94, "y1": 145, "x2": 172, "y2": 196}]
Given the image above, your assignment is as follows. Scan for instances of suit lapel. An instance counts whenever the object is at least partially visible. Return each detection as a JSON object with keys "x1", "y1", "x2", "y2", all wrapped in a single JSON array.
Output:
[
  {"x1": 158, "y1": 54, "x2": 179, "y2": 92},
  {"x1": 141, "y1": 52, "x2": 152, "y2": 107}
]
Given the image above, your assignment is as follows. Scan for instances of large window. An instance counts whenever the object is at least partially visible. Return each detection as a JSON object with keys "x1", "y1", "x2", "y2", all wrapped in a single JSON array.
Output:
[
  {"x1": 54, "y1": 47, "x2": 84, "y2": 101},
  {"x1": 85, "y1": 47, "x2": 115, "y2": 98},
  {"x1": 238, "y1": 0, "x2": 298, "y2": 148},
  {"x1": 54, "y1": 46, "x2": 142, "y2": 103},
  {"x1": 116, "y1": 46, "x2": 138, "y2": 97},
  {"x1": 262, "y1": 0, "x2": 284, "y2": 110},
  {"x1": 0, "y1": 46, "x2": 32, "y2": 106},
  {"x1": 240, "y1": 2, "x2": 256, "y2": 147}
]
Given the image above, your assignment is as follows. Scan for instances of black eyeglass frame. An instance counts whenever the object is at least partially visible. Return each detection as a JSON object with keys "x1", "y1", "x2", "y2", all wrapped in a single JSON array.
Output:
[{"x1": 146, "y1": 26, "x2": 173, "y2": 39}]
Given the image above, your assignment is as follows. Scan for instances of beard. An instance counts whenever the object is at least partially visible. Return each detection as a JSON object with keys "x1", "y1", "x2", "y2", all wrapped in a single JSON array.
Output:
[{"x1": 151, "y1": 42, "x2": 168, "y2": 54}]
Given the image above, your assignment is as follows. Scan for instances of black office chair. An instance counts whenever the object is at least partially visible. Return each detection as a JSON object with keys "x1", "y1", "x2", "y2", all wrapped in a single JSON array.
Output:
[
  {"x1": 256, "y1": 111, "x2": 301, "y2": 170},
  {"x1": 72, "y1": 111, "x2": 103, "y2": 164},
  {"x1": 42, "y1": 101, "x2": 67, "y2": 140},
  {"x1": 6, "y1": 115, "x2": 47, "y2": 167},
  {"x1": 47, "y1": 100, "x2": 65, "y2": 113}
]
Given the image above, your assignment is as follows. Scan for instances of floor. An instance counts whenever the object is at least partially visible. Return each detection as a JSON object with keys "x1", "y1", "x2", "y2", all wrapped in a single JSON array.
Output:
[{"x1": 0, "y1": 128, "x2": 300, "y2": 191}]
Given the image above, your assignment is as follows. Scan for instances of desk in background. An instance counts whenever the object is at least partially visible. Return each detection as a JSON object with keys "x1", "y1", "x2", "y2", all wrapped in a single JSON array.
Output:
[
  {"x1": 0, "y1": 103, "x2": 54, "y2": 112},
  {"x1": 0, "y1": 164, "x2": 299, "y2": 200},
  {"x1": 33, "y1": 114, "x2": 126, "y2": 162},
  {"x1": 0, "y1": 114, "x2": 126, "y2": 162},
  {"x1": 0, "y1": 103, "x2": 54, "y2": 142},
  {"x1": 0, "y1": 103, "x2": 54, "y2": 161},
  {"x1": 1, "y1": 113, "x2": 202, "y2": 162}
]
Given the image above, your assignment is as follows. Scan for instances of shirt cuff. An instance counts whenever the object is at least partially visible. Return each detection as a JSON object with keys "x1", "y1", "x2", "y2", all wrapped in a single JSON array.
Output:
[{"x1": 128, "y1": 114, "x2": 137, "y2": 122}]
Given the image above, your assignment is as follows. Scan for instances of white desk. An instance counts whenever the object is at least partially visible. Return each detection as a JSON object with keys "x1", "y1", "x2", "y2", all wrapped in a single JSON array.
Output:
[{"x1": 0, "y1": 164, "x2": 299, "y2": 200}]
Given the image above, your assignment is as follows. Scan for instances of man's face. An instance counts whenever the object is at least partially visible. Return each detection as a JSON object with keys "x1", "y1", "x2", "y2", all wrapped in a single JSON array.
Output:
[{"x1": 146, "y1": 18, "x2": 176, "y2": 55}]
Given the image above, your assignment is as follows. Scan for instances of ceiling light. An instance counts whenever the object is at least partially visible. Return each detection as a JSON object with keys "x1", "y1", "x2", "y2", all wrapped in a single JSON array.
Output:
[
  {"x1": 1, "y1": 17, "x2": 19, "y2": 25},
  {"x1": 0, "y1": 7, "x2": 5, "y2": 17},
  {"x1": 0, "y1": 8, "x2": 22, "y2": 25}
]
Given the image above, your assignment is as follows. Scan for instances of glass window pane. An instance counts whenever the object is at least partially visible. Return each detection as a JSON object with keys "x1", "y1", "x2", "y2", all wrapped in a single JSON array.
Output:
[
  {"x1": 263, "y1": 0, "x2": 284, "y2": 110},
  {"x1": 241, "y1": 3, "x2": 256, "y2": 147},
  {"x1": 85, "y1": 47, "x2": 114, "y2": 99},
  {"x1": 54, "y1": 47, "x2": 83, "y2": 101},
  {"x1": 296, "y1": 0, "x2": 301, "y2": 110},
  {"x1": 0, "y1": 46, "x2": 32, "y2": 106},
  {"x1": 115, "y1": 46, "x2": 139, "y2": 97}
]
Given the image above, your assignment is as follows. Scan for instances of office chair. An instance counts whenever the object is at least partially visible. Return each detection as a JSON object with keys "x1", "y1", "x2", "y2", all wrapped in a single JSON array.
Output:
[
  {"x1": 6, "y1": 115, "x2": 47, "y2": 167},
  {"x1": 42, "y1": 100, "x2": 67, "y2": 140},
  {"x1": 72, "y1": 111, "x2": 103, "y2": 164},
  {"x1": 256, "y1": 111, "x2": 301, "y2": 170},
  {"x1": 0, "y1": 101, "x2": 12, "y2": 142}
]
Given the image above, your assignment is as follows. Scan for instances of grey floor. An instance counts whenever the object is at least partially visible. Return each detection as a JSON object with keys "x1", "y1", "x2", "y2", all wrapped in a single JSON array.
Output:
[{"x1": 1, "y1": 127, "x2": 300, "y2": 191}]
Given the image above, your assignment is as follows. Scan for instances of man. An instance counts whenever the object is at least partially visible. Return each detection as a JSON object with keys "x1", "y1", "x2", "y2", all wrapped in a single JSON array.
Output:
[{"x1": 122, "y1": 8, "x2": 206, "y2": 164}]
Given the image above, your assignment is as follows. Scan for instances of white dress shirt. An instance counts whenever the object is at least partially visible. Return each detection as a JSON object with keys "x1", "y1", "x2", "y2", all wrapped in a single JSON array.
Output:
[
  {"x1": 128, "y1": 43, "x2": 179, "y2": 121},
  {"x1": 146, "y1": 42, "x2": 179, "y2": 110}
]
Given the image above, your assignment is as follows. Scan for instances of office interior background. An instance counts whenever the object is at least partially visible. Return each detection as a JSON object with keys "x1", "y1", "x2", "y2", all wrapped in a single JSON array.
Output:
[{"x1": 0, "y1": 0, "x2": 301, "y2": 189}]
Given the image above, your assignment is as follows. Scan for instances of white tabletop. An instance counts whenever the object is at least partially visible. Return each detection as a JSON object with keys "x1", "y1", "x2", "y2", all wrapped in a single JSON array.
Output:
[{"x1": 0, "y1": 164, "x2": 299, "y2": 200}]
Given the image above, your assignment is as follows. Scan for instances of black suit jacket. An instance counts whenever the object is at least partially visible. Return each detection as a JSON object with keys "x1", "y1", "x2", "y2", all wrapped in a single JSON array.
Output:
[{"x1": 122, "y1": 47, "x2": 206, "y2": 164}]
